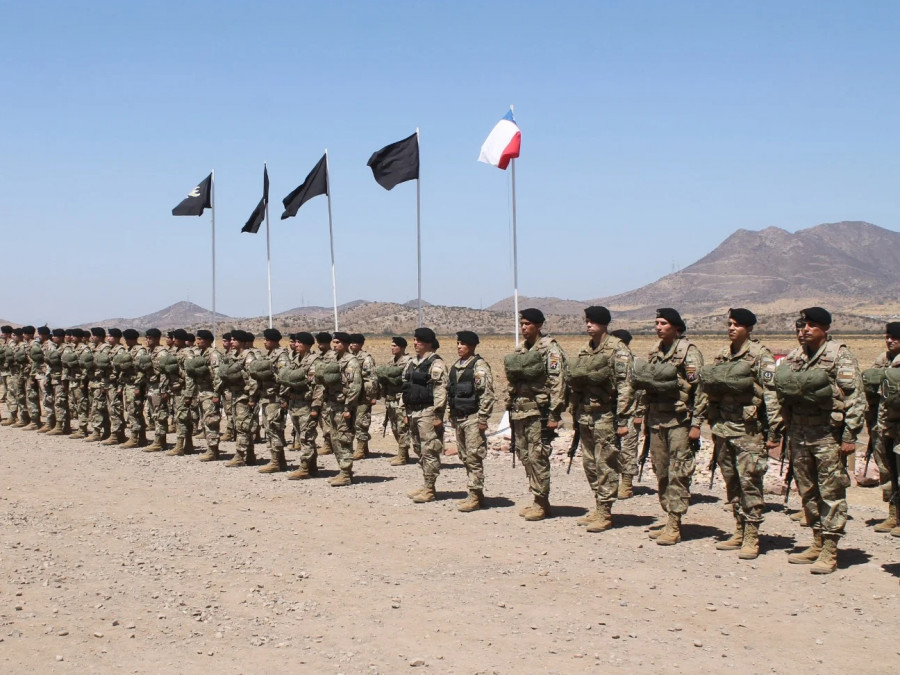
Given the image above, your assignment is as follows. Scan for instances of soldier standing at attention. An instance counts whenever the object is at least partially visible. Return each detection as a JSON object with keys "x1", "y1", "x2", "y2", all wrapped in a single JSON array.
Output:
[
  {"x1": 569, "y1": 307, "x2": 635, "y2": 533},
  {"x1": 320, "y1": 332, "x2": 362, "y2": 486},
  {"x1": 184, "y1": 329, "x2": 223, "y2": 461},
  {"x1": 60, "y1": 330, "x2": 82, "y2": 437},
  {"x1": 349, "y1": 333, "x2": 378, "y2": 459},
  {"x1": 378, "y1": 336, "x2": 413, "y2": 466},
  {"x1": 222, "y1": 331, "x2": 258, "y2": 467},
  {"x1": 85, "y1": 327, "x2": 111, "y2": 442},
  {"x1": 22, "y1": 326, "x2": 44, "y2": 431},
  {"x1": 45, "y1": 328, "x2": 69, "y2": 436},
  {"x1": 219, "y1": 332, "x2": 235, "y2": 442},
  {"x1": 315, "y1": 331, "x2": 335, "y2": 455},
  {"x1": 705, "y1": 309, "x2": 782, "y2": 560},
  {"x1": 634, "y1": 308, "x2": 706, "y2": 545},
  {"x1": 0, "y1": 325, "x2": 11, "y2": 421},
  {"x1": 778, "y1": 308, "x2": 865, "y2": 574},
  {"x1": 143, "y1": 328, "x2": 170, "y2": 452},
  {"x1": 284, "y1": 332, "x2": 324, "y2": 480},
  {"x1": 33, "y1": 326, "x2": 54, "y2": 433},
  {"x1": 448, "y1": 331, "x2": 495, "y2": 512},
  {"x1": 610, "y1": 329, "x2": 640, "y2": 499},
  {"x1": 253, "y1": 328, "x2": 291, "y2": 473},
  {"x1": 166, "y1": 329, "x2": 195, "y2": 456},
  {"x1": 102, "y1": 328, "x2": 127, "y2": 446},
  {"x1": 8, "y1": 329, "x2": 28, "y2": 427},
  {"x1": 504, "y1": 309, "x2": 567, "y2": 521},
  {"x1": 119, "y1": 329, "x2": 149, "y2": 448}
]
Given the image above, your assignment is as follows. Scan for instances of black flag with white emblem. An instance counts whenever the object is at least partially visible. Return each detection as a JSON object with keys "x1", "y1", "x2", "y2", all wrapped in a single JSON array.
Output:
[{"x1": 172, "y1": 173, "x2": 213, "y2": 216}]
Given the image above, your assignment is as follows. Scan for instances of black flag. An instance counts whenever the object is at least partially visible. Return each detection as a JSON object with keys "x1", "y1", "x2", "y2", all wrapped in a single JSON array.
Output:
[
  {"x1": 367, "y1": 133, "x2": 419, "y2": 190},
  {"x1": 281, "y1": 154, "x2": 328, "y2": 220},
  {"x1": 172, "y1": 173, "x2": 212, "y2": 216},
  {"x1": 242, "y1": 165, "x2": 269, "y2": 234}
]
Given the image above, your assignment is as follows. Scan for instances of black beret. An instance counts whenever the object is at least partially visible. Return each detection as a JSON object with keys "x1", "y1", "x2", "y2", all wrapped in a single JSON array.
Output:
[
  {"x1": 414, "y1": 327, "x2": 437, "y2": 344},
  {"x1": 228, "y1": 330, "x2": 243, "y2": 343},
  {"x1": 519, "y1": 308, "x2": 545, "y2": 324},
  {"x1": 584, "y1": 306, "x2": 611, "y2": 325},
  {"x1": 728, "y1": 308, "x2": 757, "y2": 328},
  {"x1": 799, "y1": 307, "x2": 831, "y2": 326},
  {"x1": 91, "y1": 327, "x2": 106, "y2": 338},
  {"x1": 610, "y1": 329, "x2": 633, "y2": 345},
  {"x1": 223, "y1": 331, "x2": 232, "y2": 340},
  {"x1": 391, "y1": 336, "x2": 408, "y2": 349},
  {"x1": 456, "y1": 330, "x2": 479, "y2": 346},
  {"x1": 263, "y1": 328, "x2": 282, "y2": 342},
  {"x1": 886, "y1": 323, "x2": 900, "y2": 339},
  {"x1": 656, "y1": 308, "x2": 685, "y2": 331},
  {"x1": 186, "y1": 333, "x2": 195, "y2": 342},
  {"x1": 196, "y1": 329, "x2": 214, "y2": 341},
  {"x1": 0, "y1": 325, "x2": 11, "y2": 334},
  {"x1": 244, "y1": 332, "x2": 255, "y2": 343},
  {"x1": 294, "y1": 331, "x2": 315, "y2": 346},
  {"x1": 315, "y1": 331, "x2": 333, "y2": 343},
  {"x1": 12, "y1": 328, "x2": 23, "y2": 336},
  {"x1": 108, "y1": 328, "x2": 123, "y2": 339},
  {"x1": 37, "y1": 326, "x2": 51, "y2": 336},
  {"x1": 349, "y1": 333, "x2": 365, "y2": 344},
  {"x1": 52, "y1": 328, "x2": 66, "y2": 338},
  {"x1": 22, "y1": 325, "x2": 35, "y2": 334},
  {"x1": 172, "y1": 329, "x2": 189, "y2": 341},
  {"x1": 122, "y1": 329, "x2": 140, "y2": 340},
  {"x1": 64, "y1": 328, "x2": 75, "y2": 336},
  {"x1": 78, "y1": 328, "x2": 90, "y2": 338},
  {"x1": 145, "y1": 328, "x2": 162, "y2": 339},
  {"x1": 332, "y1": 331, "x2": 352, "y2": 344}
]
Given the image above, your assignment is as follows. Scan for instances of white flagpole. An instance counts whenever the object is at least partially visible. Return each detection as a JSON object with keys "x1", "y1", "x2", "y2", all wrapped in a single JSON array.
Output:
[
  {"x1": 211, "y1": 169, "x2": 217, "y2": 341},
  {"x1": 325, "y1": 149, "x2": 339, "y2": 332},
  {"x1": 510, "y1": 105, "x2": 519, "y2": 347},
  {"x1": 264, "y1": 162, "x2": 273, "y2": 329},
  {"x1": 416, "y1": 127, "x2": 422, "y2": 328}
]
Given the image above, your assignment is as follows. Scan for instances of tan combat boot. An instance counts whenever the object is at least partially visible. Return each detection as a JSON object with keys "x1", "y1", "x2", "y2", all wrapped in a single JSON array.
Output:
[
  {"x1": 220, "y1": 429, "x2": 234, "y2": 442},
  {"x1": 144, "y1": 434, "x2": 166, "y2": 452},
  {"x1": 84, "y1": 430, "x2": 102, "y2": 442},
  {"x1": 790, "y1": 510, "x2": 810, "y2": 527},
  {"x1": 648, "y1": 515, "x2": 668, "y2": 539},
  {"x1": 101, "y1": 431, "x2": 126, "y2": 446},
  {"x1": 788, "y1": 529, "x2": 823, "y2": 564},
  {"x1": 328, "y1": 469, "x2": 353, "y2": 487},
  {"x1": 617, "y1": 474, "x2": 634, "y2": 500},
  {"x1": 656, "y1": 513, "x2": 682, "y2": 546},
  {"x1": 319, "y1": 439, "x2": 334, "y2": 456},
  {"x1": 259, "y1": 449, "x2": 286, "y2": 473},
  {"x1": 890, "y1": 524, "x2": 900, "y2": 538},
  {"x1": 69, "y1": 428, "x2": 86, "y2": 439},
  {"x1": 121, "y1": 434, "x2": 140, "y2": 449},
  {"x1": 24, "y1": 420, "x2": 41, "y2": 431},
  {"x1": 166, "y1": 437, "x2": 186, "y2": 456},
  {"x1": 519, "y1": 498, "x2": 541, "y2": 518},
  {"x1": 457, "y1": 490, "x2": 483, "y2": 512},
  {"x1": 577, "y1": 508, "x2": 599, "y2": 527},
  {"x1": 1, "y1": 414, "x2": 16, "y2": 427},
  {"x1": 224, "y1": 449, "x2": 246, "y2": 467},
  {"x1": 407, "y1": 486, "x2": 426, "y2": 499},
  {"x1": 37, "y1": 422, "x2": 53, "y2": 433},
  {"x1": 198, "y1": 443, "x2": 220, "y2": 462},
  {"x1": 412, "y1": 486, "x2": 436, "y2": 503},
  {"x1": 46, "y1": 422, "x2": 66, "y2": 436},
  {"x1": 287, "y1": 462, "x2": 313, "y2": 480},
  {"x1": 810, "y1": 534, "x2": 839, "y2": 574},
  {"x1": 716, "y1": 516, "x2": 745, "y2": 551},
  {"x1": 586, "y1": 502, "x2": 613, "y2": 533},
  {"x1": 874, "y1": 503, "x2": 898, "y2": 533},
  {"x1": 523, "y1": 496, "x2": 551, "y2": 521},
  {"x1": 739, "y1": 522, "x2": 760, "y2": 560},
  {"x1": 390, "y1": 451, "x2": 409, "y2": 466}
]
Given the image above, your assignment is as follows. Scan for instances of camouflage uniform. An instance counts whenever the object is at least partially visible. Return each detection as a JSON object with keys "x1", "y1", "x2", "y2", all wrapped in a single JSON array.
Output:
[
  {"x1": 506, "y1": 336, "x2": 567, "y2": 507},
  {"x1": 322, "y1": 352, "x2": 362, "y2": 477},
  {"x1": 45, "y1": 339, "x2": 67, "y2": 432},
  {"x1": 146, "y1": 344, "x2": 170, "y2": 445},
  {"x1": 570, "y1": 335, "x2": 635, "y2": 521},
  {"x1": 88, "y1": 342, "x2": 113, "y2": 440},
  {"x1": 865, "y1": 351, "x2": 898, "y2": 505},
  {"x1": 707, "y1": 338, "x2": 782, "y2": 525},
  {"x1": 874, "y1": 353, "x2": 900, "y2": 535},
  {"x1": 226, "y1": 346, "x2": 262, "y2": 466},
  {"x1": 25, "y1": 337, "x2": 45, "y2": 426},
  {"x1": 779, "y1": 337, "x2": 865, "y2": 539},
  {"x1": 353, "y1": 349, "x2": 378, "y2": 455},
  {"x1": 449, "y1": 354, "x2": 495, "y2": 497},
  {"x1": 69, "y1": 341, "x2": 91, "y2": 436},
  {"x1": 317, "y1": 349, "x2": 337, "y2": 454},
  {"x1": 5, "y1": 338, "x2": 26, "y2": 425},
  {"x1": 184, "y1": 346, "x2": 222, "y2": 452},
  {"x1": 106, "y1": 342, "x2": 128, "y2": 441},
  {"x1": 286, "y1": 350, "x2": 324, "y2": 474},
  {"x1": 257, "y1": 346, "x2": 291, "y2": 468},
  {"x1": 0, "y1": 335, "x2": 8, "y2": 417},
  {"x1": 404, "y1": 351, "x2": 449, "y2": 492},
  {"x1": 383, "y1": 353, "x2": 413, "y2": 460},
  {"x1": 120, "y1": 343, "x2": 149, "y2": 444}
]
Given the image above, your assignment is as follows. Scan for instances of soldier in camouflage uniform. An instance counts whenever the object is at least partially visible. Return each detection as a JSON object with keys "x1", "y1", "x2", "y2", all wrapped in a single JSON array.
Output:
[
  {"x1": 320, "y1": 332, "x2": 362, "y2": 486},
  {"x1": 705, "y1": 309, "x2": 783, "y2": 560},
  {"x1": 224, "y1": 331, "x2": 260, "y2": 467},
  {"x1": 252, "y1": 328, "x2": 291, "y2": 473},
  {"x1": 45, "y1": 328, "x2": 69, "y2": 435},
  {"x1": 448, "y1": 331, "x2": 495, "y2": 512},
  {"x1": 379, "y1": 336, "x2": 413, "y2": 466},
  {"x1": 315, "y1": 331, "x2": 335, "y2": 455},
  {"x1": 119, "y1": 329, "x2": 149, "y2": 448},
  {"x1": 143, "y1": 329, "x2": 170, "y2": 452},
  {"x1": 165, "y1": 329, "x2": 195, "y2": 455},
  {"x1": 67, "y1": 329, "x2": 91, "y2": 438},
  {"x1": 0, "y1": 325, "x2": 10, "y2": 421},
  {"x1": 404, "y1": 327, "x2": 449, "y2": 504},
  {"x1": 634, "y1": 308, "x2": 707, "y2": 546},
  {"x1": 504, "y1": 309, "x2": 567, "y2": 521},
  {"x1": 22, "y1": 326, "x2": 44, "y2": 430},
  {"x1": 610, "y1": 329, "x2": 640, "y2": 499},
  {"x1": 349, "y1": 334, "x2": 378, "y2": 459},
  {"x1": 184, "y1": 329, "x2": 223, "y2": 461},
  {"x1": 85, "y1": 327, "x2": 112, "y2": 442},
  {"x1": 101, "y1": 328, "x2": 128, "y2": 445},
  {"x1": 219, "y1": 332, "x2": 235, "y2": 442},
  {"x1": 165, "y1": 331, "x2": 177, "y2": 434},
  {"x1": 778, "y1": 307, "x2": 865, "y2": 574},
  {"x1": 862, "y1": 322, "x2": 900, "y2": 533},
  {"x1": 32, "y1": 326, "x2": 56, "y2": 433},
  {"x1": 570, "y1": 307, "x2": 635, "y2": 533},
  {"x1": 3, "y1": 328, "x2": 26, "y2": 427},
  {"x1": 285, "y1": 332, "x2": 324, "y2": 479}
]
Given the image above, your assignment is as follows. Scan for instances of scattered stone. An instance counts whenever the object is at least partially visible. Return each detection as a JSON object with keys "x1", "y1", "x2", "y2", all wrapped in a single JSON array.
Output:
[{"x1": 409, "y1": 658, "x2": 425, "y2": 667}]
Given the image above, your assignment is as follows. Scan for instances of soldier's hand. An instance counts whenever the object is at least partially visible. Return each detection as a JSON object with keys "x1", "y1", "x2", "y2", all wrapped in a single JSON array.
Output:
[
  {"x1": 765, "y1": 440, "x2": 780, "y2": 450},
  {"x1": 546, "y1": 419, "x2": 558, "y2": 430},
  {"x1": 342, "y1": 411, "x2": 351, "y2": 419},
  {"x1": 370, "y1": 398, "x2": 377, "y2": 405},
  {"x1": 433, "y1": 419, "x2": 443, "y2": 428},
  {"x1": 688, "y1": 426, "x2": 701, "y2": 442},
  {"x1": 478, "y1": 421, "x2": 487, "y2": 432},
  {"x1": 310, "y1": 410, "x2": 318, "y2": 418},
  {"x1": 634, "y1": 417, "x2": 643, "y2": 428},
  {"x1": 212, "y1": 396, "x2": 219, "y2": 405},
  {"x1": 280, "y1": 400, "x2": 288, "y2": 409},
  {"x1": 840, "y1": 441, "x2": 855, "y2": 456},
  {"x1": 184, "y1": 397, "x2": 192, "y2": 405},
  {"x1": 616, "y1": 426, "x2": 628, "y2": 437}
]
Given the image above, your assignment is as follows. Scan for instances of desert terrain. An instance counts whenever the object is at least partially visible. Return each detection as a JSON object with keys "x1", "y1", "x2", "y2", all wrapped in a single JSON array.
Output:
[{"x1": 1, "y1": 333, "x2": 898, "y2": 674}]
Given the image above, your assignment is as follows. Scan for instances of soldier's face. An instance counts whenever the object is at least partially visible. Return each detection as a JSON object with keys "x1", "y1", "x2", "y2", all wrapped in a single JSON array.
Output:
[
  {"x1": 413, "y1": 338, "x2": 429, "y2": 357},
  {"x1": 800, "y1": 321, "x2": 827, "y2": 347},
  {"x1": 349, "y1": 343, "x2": 361, "y2": 354},
  {"x1": 457, "y1": 341, "x2": 473, "y2": 359},
  {"x1": 222, "y1": 338, "x2": 230, "y2": 350},
  {"x1": 174, "y1": 339, "x2": 186, "y2": 349},
  {"x1": 391, "y1": 343, "x2": 402, "y2": 356},
  {"x1": 146, "y1": 337, "x2": 159, "y2": 349},
  {"x1": 886, "y1": 334, "x2": 900, "y2": 355},
  {"x1": 332, "y1": 339, "x2": 347, "y2": 355},
  {"x1": 585, "y1": 320, "x2": 606, "y2": 340},
  {"x1": 294, "y1": 342, "x2": 309, "y2": 356},
  {"x1": 197, "y1": 338, "x2": 212, "y2": 349},
  {"x1": 318, "y1": 342, "x2": 330, "y2": 353},
  {"x1": 520, "y1": 320, "x2": 539, "y2": 342},
  {"x1": 166, "y1": 337, "x2": 175, "y2": 347},
  {"x1": 727, "y1": 319, "x2": 750, "y2": 344},
  {"x1": 655, "y1": 319, "x2": 677, "y2": 341},
  {"x1": 264, "y1": 339, "x2": 278, "y2": 351},
  {"x1": 52, "y1": 336, "x2": 63, "y2": 345}
]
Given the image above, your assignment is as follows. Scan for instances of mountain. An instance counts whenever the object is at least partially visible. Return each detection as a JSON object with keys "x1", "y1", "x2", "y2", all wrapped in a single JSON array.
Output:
[
  {"x1": 486, "y1": 296, "x2": 587, "y2": 316},
  {"x1": 276, "y1": 300, "x2": 368, "y2": 318},
  {"x1": 80, "y1": 301, "x2": 231, "y2": 331}
]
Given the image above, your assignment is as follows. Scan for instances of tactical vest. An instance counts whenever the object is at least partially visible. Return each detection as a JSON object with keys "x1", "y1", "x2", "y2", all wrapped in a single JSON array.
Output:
[
  {"x1": 61, "y1": 347, "x2": 79, "y2": 371},
  {"x1": 93, "y1": 348, "x2": 112, "y2": 375},
  {"x1": 503, "y1": 348, "x2": 545, "y2": 385},
  {"x1": 79, "y1": 348, "x2": 94, "y2": 372},
  {"x1": 632, "y1": 360, "x2": 680, "y2": 396},
  {"x1": 315, "y1": 360, "x2": 341, "y2": 388},
  {"x1": 449, "y1": 357, "x2": 480, "y2": 416},
  {"x1": 403, "y1": 355, "x2": 439, "y2": 407},
  {"x1": 113, "y1": 350, "x2": 135, "y2": 373},
  {"x1": 46, "y1": 346, "x2": 63, "y2": 368},
  {"x1": 14, "y1": 346, "x2": 29, "y2": 367},
  {"x1": 29, "y1": 341, "x2": 44, "y2": 365}
]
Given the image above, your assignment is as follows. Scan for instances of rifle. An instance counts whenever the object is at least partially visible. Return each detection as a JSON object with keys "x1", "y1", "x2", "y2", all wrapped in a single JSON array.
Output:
[
  {"x1": 708, "y1": 436, "x2": 719, "y2": 489},
  {"x1": 510, "y1": 421, "x2": 516, "y2": 468},
  {"x1": 888, "y1": 438, "x2": 900, "y2": 508},
  {"x1": 382, "y1": 411, "x2": 389, "y2": 437},
  {"x1": 566, "y1": 426, "x2": 581, "y2": 474},
  {"x1": 863, "y1": 432, "x2": 875, "y2": 478},
  {"x1": 637, "y1": 426, "x2": 651, "y2": 482}
]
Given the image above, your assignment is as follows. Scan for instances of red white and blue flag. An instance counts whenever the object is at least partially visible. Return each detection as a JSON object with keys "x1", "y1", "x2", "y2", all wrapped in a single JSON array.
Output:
[{"x1": 478, "y1": 109, "x2": 521, "y2": 170}]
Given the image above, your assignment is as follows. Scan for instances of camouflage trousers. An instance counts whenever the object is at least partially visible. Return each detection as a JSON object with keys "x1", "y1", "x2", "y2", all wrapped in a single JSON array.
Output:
[
  {"x1": 354, "y1": 400, "x2": 372, "y2": 443},
  {"x1": 512, "y1": 414, "x2": 554, "y2": 499},
  {"x1": 871, "y1": 427, "x2": 895, "y2": 502},
  {"x1": 577, "y1": 408, "x2": 620, "y2": 504},
  {"x1": 27, "y1": 377, "x2": 42, "y2": 421},
  {"x1": 174, "y1": 392, "x2": 193, "y2": 440},
  {"x1": 43, "y1": 378, "x2": 58, "y2": 427},
  {"x1": 409, "y1": 408, "x2": 444, "y2": 488},
  {"x1": 288, "y1": 395, "x2": 318, "y2": 466},
  {"x1": 197, "y1": 391, "x2": 221, "y2": 446},
  {"x1": 318, "y1": 406, "x2": 333, "y2": 452},
  {"x1": 146, "y1": 387, "x2": 168, "y2": 437},
  {"x1": 68, "y1": 382, "x2": 89, "y2": 433},
  {"x1": 790, "y1": 424, "x2": 849, "y2": 536},
  {"x1": 5, "y1": 374, "x2": 22, "y2": 418},
  {"x1": 89, "y1": 383, "x2": 109, "y2": 435},
  {"x1": 107, "y1": 385, "x2": 124, "y2": 435},
  {"x1": 649, "y1": 423, "x2": 695, "y2": 515},
  {"x1": 0, "y1": 373, "x2": 7, "y2": 405},
  {"x1": 51, "y1": 381, "x2": 68, "y2": 430},
  {"x1": 324, "y1": 402, "x2": 354, "y2": 471},
  {"x1": 261, "y1": 397, "x2": 286, "y2": 452},
  {"x1": 231, "y1": 393, "x2": 257, "y2": 459},
  {"x1": 618, "y1": 418, "x2": 640, "y2": 476},
  {"x1": 222, "y1": 389, "x2": 235, "y2": 438},
  {"x1": 385, "y1": 396, "x2": 410, "y2": 454},
  {"x1": 122, "y1": 384, "x2": 145, "y2": 437},
  {"x1": 453, "y1": 415, "x2": 486, "y2": 492},
  {"x1": 714, "y1": 433, "x2": 767, "y2": 523}
]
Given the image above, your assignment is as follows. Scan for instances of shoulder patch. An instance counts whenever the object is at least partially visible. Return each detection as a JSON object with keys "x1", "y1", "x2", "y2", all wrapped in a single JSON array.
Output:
[
  {"x1": 548, "y1": 354, "x2": 561, "y2": 373},
  {"x1": 685, "y1": 364, "x2": 698, "y2": 383},
  {"x1": 836, "y1": 367, "x2": 856, "y2": 386}
]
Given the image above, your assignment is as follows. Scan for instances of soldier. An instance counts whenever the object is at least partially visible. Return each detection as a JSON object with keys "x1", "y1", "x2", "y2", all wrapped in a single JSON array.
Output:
[
  {"x1": 610, "y1": 328, "x2": 640, "y2": 499},
  {"x1": 705, "y1": 309, "x2": 783, "y2": 560},
  {"x1": 119, "y1": 329, "x2": 149, "y2": 448},
  {"x1": 377, "y1": 336, "x2": 413, "y2": 466},
  {"x1": 101, "y1": 328, "x2": 128, "y2": 445},
  {"x1": 143, "y1": 328, "x2": 169, "y2": 452},
  {"x1": 569, "y1": 307, "x2": 635, "y2": 533},
  {"x1": 67, "y1": 330, "x2": 91, "y2": 438},
  {"x1": 219, "y1": 332, "x2": 236, "y2": 442},
  {"x1": 448, "y1": 331, "x2": 495, "y2": 512},
  {"x1": 404, "y1": 327, "x2": 449, "y2": 503},
  {"x1": 85, "y1": 327, "x2": 112, "y2": 442},
  {"x1": 778, "y1": 307, "x2": 865, "y2": 574},
  {"x1": 349, "y1": 333, "x2": 378, "y2": 459},
  {"x1": 315, "y1": 331, "x2": 335, "y2": 455},
  {"x1": 222, "y1": 330, "x2": 259, "y2": 467},
  {"x1": 4, "y1": 328, "x2": 27, "y2": 427},
  {"x1": 318, "y1": 332, "x2": 362, "y2": 486},
  {"x1": 32, "y1": 326, "x2": 56, "y2": 433},
  {"x1": 0, "y1": 325, "x2": 10, "y2": 421},
  {"x1": 22, "y1": 326, "x2": 45, "y2": 431},
  {"x1": 165, "y1": 329, "x2": 195, "y2": 455},
  {"x1": 251, "y1": 328, "x2": 291, "y2": 473},
  {"x1": 44, "y1": 328, "x2": 69, "y2": 435},
  {"x1": 284, "y1": 332, "x2": 325, "y2": 480},
  {"x1": 165, "y1": 330, "x2": 176, "y2": 434},
  {"x1": 504, "y1": 309, "x2": 567, "y2": 521},
  {"x1": 633, "y1": 308, "x2": 706, "y2": 545},
  {"x1": 861, "y1": 322, "x2": 900, "y2": 533},
  {"x1": 184, "y1": 329, "x2": 223, "y2": 461}
]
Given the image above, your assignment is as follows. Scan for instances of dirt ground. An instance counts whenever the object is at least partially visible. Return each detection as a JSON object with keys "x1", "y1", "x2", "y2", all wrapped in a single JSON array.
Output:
[{"x1": 1, "y1": 333, "x2": 898, "y2": 673}]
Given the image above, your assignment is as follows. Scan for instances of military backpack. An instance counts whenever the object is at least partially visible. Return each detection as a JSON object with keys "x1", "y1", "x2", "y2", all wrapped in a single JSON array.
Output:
[
  {"x1": 700, "y1": 360, "x2": 754, "y2": 399},
  {"x1": 774, "y1": 365, "x2": 832, "y2": 408},
  {"x1": 503, "y1": 349, "x2": 545, "y2": 384}
]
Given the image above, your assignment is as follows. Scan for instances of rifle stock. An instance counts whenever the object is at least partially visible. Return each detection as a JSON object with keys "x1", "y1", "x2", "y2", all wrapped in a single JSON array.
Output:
[
  {"x1": 566, "y1": 426, "x2": 581, "y2": 474},
  {"x1": 637, "y1": 426, "x2": 651, "y2": 483}
]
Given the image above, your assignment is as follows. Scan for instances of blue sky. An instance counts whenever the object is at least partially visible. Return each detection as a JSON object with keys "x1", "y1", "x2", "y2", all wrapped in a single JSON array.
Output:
[{"x1": 1, "y1": 1, "x2": 898, "y2": 325}]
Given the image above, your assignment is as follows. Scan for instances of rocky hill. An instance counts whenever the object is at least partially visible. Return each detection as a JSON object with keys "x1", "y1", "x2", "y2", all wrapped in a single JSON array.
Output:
[{"x1": 79, "y1": 301, "x2": 232, "y2": 331}]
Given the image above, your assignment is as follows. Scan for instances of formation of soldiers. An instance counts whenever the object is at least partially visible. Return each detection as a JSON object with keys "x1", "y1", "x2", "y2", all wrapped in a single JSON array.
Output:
[{"x1": 1, "y1": 304, "x2": 898, "y2": 577}]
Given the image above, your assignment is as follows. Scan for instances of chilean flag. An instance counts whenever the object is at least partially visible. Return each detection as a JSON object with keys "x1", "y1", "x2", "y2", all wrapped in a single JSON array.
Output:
[{"x1": 478, "y1": 109, "x2": 521, "y2": 170}]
